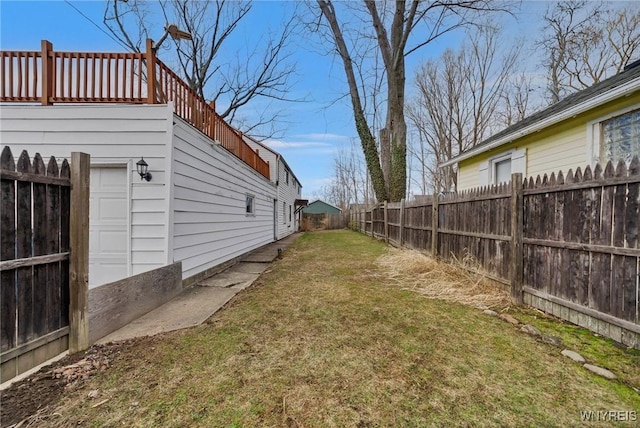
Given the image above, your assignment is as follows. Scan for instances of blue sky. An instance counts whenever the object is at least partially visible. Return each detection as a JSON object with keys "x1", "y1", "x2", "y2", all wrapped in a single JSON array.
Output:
[{"x1": 0, "y1": 0, "x2": 560, "y2": 197}]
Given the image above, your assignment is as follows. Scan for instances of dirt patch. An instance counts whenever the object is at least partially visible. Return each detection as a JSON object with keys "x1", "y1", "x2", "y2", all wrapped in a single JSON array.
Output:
[
  {"x1": 375, "y1": 247, "x2": 511, "y2": 309},
  {"x1": 0, "y1": 338, "x2": 149, "y2": 427}
]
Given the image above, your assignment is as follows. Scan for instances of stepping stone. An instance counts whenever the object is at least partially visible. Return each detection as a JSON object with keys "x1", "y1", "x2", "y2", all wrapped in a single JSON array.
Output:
[
  {"x1": 520, "y1": 324, "x2": 541, "y2": 337},
  {"x1": 200, "y1": 271, "x2": 257, "y2": 288},
  {"x1": 499, "y1": 313, "x2": 519, "y2": 325},
  {"x1": 483, "y1": 309, "x2": 498, "y2": 317},
  {"x1": 583, "y1": 364, "x2": 616, "y2": 380},
  {"x1": 561, "y1": 349, "x2": 585, "y2": 363},
  {"x1": 234, "y1": 262, "x2": 270, "y2": 274},
  {"x1": 542, "y1": 335, "x2": 564, "y2": 347}
]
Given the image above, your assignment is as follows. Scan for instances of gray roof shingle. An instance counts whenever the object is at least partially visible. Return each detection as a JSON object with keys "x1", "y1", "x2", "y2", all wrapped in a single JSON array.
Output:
[{"x1": 467, "y1": 61, "x2": 640, "y2": 153}]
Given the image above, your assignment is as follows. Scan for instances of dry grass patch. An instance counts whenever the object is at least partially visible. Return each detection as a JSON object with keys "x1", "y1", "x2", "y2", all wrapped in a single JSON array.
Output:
[{"x1": 376, "y1": 246, "x2": 511, "y2": 309}]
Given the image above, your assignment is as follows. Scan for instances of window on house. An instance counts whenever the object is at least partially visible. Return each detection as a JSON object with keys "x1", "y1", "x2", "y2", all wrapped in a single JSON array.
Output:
[
  {"x1": 283, "y1": 201, "x2": 286, "y2": 224},
  {"x1": 246, "y1": 194, "x2": 255, "y2": 215},
  {"x1": 289, "y1": 205, "x2": 292, "y2": 222},
  {"x1": 286, "y1": 170, "x2": 289, "y2": 184},
  {"x1": 494, "y1": 158, "x2": 512, "y2": 185},
  {"x1": 601, "y1": 108, "x2": 640, "y2": 163},
  {"x1": 479, "y1": 149, "x2": 526, "y2": 186}
]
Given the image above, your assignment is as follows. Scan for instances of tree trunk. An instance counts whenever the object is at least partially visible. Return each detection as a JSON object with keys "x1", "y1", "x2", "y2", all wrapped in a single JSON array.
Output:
[
  {"x1": 386, "y1": 21, "x2": 407, "y2": 202},
  {"x1": 355, "y1": 111, "x2": 388, "y2": 202},
  {"x1": 318, "y1": 0, "x2": 388, "y2": 202},
  {"x1": 379, "y1": 128, "x2": 390, "y2": 195}
]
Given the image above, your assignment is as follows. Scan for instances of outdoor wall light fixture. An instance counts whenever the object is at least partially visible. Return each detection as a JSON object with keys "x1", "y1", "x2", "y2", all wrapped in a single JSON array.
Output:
[{"x1": 136, "y1": 157, "x2": 152, "y2": 182}]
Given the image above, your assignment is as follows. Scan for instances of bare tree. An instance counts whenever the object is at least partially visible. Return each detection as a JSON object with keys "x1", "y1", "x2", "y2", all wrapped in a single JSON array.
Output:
[
  {"x1": 406, "y1": 130, "x2": 431, "y2": 197},
  {"x1": 498, "y1": 72, "x2": 534, "y2": 127},
  {"x1": 538, "y1": 1, "x2": 640, "y2": 103},
  {"x1": 321, "y1": 138, "x2": 370, "y2": 210},
  {"x1": 407, "y1": 49, "x2": 462, "y2": 192},
  {"x1": 313, "y1": 0, "x2": 502, "y2": 202},
  {"x1": 103, "y1": 0, "x2": 299, "y2": 139},
  {"x1": 407, "y1": 23, "x2": 524, "y2": 191}
]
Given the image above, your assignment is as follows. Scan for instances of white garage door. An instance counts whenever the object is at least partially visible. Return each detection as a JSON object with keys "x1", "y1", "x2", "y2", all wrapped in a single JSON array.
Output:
[{"x1": 89, "y1": 167, "x2": 129, "y2": 288}]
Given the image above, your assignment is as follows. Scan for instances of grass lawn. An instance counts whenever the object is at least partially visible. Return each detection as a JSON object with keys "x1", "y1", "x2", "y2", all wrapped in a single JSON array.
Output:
[{"x1": 44, "y1": 231, "x2": 640, "y2": 426}]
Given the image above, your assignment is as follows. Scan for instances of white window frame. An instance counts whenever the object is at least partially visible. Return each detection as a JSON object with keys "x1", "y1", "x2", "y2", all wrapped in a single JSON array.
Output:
[
  {"x1": 586, "y1": 103, "x2": 640, "y2": 165},
  {"x1": 479, "y1": 148, "x2": 526, "y2": 186},
  {"x1": 245, "y1": 194, "x2": 255, "y2": 216},
  {"x1": 490, "y1": 153, "x2": 513, "y2": 185}
]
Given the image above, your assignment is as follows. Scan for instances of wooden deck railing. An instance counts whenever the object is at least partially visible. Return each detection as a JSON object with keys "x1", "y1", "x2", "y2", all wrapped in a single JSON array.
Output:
[{"x1": 0, "y1": 39, "x2": 269, "y2": 179}]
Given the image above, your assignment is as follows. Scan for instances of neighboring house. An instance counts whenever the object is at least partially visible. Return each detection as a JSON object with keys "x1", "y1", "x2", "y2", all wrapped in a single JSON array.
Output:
[
  {"x1": 243, "y1": 135, "x2": 303, "y2": 239},
  {"x1": 303, "y1": 200, "x2": 343, "y2": 215},
  {"x1": 443, "y1": 60, "x2": 640, "y2": 190}
]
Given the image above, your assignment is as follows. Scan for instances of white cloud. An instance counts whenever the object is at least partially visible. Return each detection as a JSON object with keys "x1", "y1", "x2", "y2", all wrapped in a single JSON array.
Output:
[
  {"x1": 263, "y1": 140, "x2": 331, "y2": 149},
  {"x1": 264, "y1": 132, "x2": 351, "y2": 151},
  {"x1": 293, "y1": 133, "x2": 350, "y2": 142}
]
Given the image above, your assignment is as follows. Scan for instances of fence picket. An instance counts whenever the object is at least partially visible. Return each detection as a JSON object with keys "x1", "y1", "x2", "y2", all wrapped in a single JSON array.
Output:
[
  {"x1": 16, "y1": 151, "x2": 34, "y2": 344},
  {"x1": 32, "y1": 153, "x2": 47, "y2": 337},
  {"x1": 1, "y1": 147, "x2": 16, "y2": 352},
  {"x1": 46, "y1": 156, "x2": 61, "y2": 331}
]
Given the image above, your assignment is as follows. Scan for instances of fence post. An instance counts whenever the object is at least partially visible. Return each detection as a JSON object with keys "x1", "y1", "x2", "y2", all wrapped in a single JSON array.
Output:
[
  {"x1": 370, "y1": 208, "x2": 374, "y2": 237},
  {"x1": 510, "y1": 173, "x2": 524, "y2": 305},
  {"x1": 145, "y1": 38, "x2": 157, "y2": 104},
  {"x1": 431, "y1": 192, "x2": 439, "y2": 256},
  {"x1": 363, "y1": 210, "x2": 366, "y2": 234},
  {"x1": 69, "y1": 152, "x2": 90, "y2": 353},
  {"x1": 399, "y1": 198, "x2": 405, "y2": 247},
  {"x1": 41, "y1": 40, "x2": 53, "y2": 106},
  {"x1": 209, "y1": 102, "x2": 216, "y2": 140},
  {"x1": 383, "y1": 201, "x2": 389, "y2": 243}
]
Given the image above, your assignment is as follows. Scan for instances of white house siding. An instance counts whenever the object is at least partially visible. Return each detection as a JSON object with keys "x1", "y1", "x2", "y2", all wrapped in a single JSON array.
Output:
[
  {"x1": 0, "y1": 104, "x2": 173, "y2": 287},
  {"x1": 242, "y1": 136, "x2": 302, "y2": 240},
  {"x1": 276, "y1": 158, "x2": 302, "y2": 239},
  {"x1": 171, "y1": 117, "x2": 277, "y2": 280}
]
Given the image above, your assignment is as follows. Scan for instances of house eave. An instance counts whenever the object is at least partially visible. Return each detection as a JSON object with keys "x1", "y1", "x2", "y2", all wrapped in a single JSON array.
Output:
[{"x1": 439, "y1": 77, "x2": 640, "y2": 168}]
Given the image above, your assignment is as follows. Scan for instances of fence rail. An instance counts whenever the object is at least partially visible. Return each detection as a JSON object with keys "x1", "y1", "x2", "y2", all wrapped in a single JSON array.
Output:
[
  {"x1": 351, "y1": 157, "x2": 640, "y2": 348},
  {"x1": 0, "y1": 39, "x2": 269, "y2": 180}
]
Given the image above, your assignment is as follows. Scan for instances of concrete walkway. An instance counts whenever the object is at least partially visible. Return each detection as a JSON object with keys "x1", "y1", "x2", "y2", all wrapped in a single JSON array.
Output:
[{"x1": 98, "y1": 233, "x2": 301, "y2": 343}]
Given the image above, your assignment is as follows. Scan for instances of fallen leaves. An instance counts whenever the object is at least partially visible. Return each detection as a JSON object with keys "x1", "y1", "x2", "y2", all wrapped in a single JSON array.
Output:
[{"x1": 51, "y1": 351, "x2": 109, "y2": 386}]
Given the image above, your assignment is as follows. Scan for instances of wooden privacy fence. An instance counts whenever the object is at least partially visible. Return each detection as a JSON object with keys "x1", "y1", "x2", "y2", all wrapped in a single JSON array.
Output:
[
  {"x1": 301, "y1": 212, "x2": 347, "y2": 231},
  {"x1": 1, "y1": 146, "x2": 90, "y2": 383},
  {"x1": 0, "y1": 39, "x2": 269, "y2": 179},
  {"x1": 351, "y1": 157, "x2": 640, "y2": 348}
]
